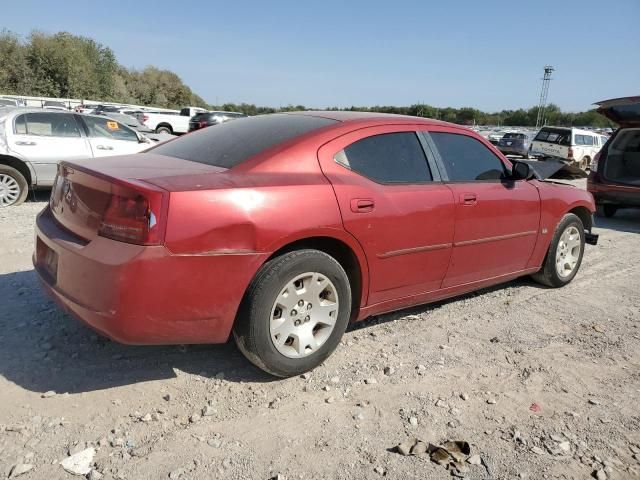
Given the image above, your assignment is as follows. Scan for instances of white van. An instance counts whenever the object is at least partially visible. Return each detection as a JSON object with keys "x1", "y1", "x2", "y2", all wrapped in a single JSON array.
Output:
[{"x1": 530, "y1": 127, "x2": 605, "y2": 170}]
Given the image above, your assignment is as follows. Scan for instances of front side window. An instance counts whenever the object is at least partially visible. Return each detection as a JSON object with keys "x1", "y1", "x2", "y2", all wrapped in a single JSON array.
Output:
[
  {"x1": 15, "y1": 112, "x2": 81, "y2": 137},
  {"x1": 82, "y1": 116, "x2": 138, "y2": 142},
  {"x1": 335, "y1": 132, "x2": 432, "y2": 183},
  {"x1": 430, "y1": 132, "x2": 506, "y2": 182}
]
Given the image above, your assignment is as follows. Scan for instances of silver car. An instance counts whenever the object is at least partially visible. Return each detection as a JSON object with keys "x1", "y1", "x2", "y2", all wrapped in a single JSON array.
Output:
[{"x1": 0, "y1": 108, "x2": 153, "y2": 206}]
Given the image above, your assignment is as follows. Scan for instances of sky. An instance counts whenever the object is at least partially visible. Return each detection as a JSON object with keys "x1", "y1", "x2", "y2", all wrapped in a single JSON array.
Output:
[{"x1": 2, "y1": 0, "x2": 639, "y2": 112}]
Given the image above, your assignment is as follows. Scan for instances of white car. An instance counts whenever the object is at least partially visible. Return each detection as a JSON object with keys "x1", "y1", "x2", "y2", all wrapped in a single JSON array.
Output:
[
  {"x1": 0, "y1": 108, "x2": 153, "y2": 206},
  {"x1": 143, "y1": 106, "x2": 208, "y2": 135},
  {"x1": 530, "y1": 126, "x2": 606, "y2": 170}
]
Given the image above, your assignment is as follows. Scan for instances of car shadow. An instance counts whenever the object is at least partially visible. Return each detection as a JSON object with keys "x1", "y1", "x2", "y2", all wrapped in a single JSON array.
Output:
[
  {"x1": 26, "y1": 189, "x2": 51, "y2": 203},
  {"x1": 594, "y1": 208, "x2": 640, "y2": 234},
  {"x1": 0, "y1": 269, "x2": 277, "y2": 395},
  {"x1": 0, "y1": 268, "x2": 545, "y2": 395}
]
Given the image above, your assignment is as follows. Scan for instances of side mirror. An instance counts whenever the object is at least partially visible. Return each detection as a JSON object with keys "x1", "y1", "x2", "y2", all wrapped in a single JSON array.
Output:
[{"x1": 511, "y1": 161, "x2": 534, "y2": 180}]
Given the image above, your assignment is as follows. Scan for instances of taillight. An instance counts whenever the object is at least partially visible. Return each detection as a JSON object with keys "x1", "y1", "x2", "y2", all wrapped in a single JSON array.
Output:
[
  {"x1": 567, "y1": 147, "x2": 574, "y2": 159},
  {"x1": 591, "y1": 151, "x2": 600, "y2": 171},
  {"x1": 98, "y1": 182, "x2": 167, "y2": 245},
  {"x1": 199, "y1": 120, "x2": 207, "y2": 128},
  {"x1": 142, "y1": 114, "x2": 149, "y2": 124}
]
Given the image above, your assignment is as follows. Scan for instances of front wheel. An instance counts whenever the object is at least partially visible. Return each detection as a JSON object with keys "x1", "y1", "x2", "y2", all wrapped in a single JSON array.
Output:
[
  {"x1": 0, "y1": 165, "x2": 29, "y2": 207},
  {"x1": 234, "y1": 249, "x2": 352, "y2": 377},
  {"x1": 531, "y1": 213, "x2": 585, "y2": 288}
]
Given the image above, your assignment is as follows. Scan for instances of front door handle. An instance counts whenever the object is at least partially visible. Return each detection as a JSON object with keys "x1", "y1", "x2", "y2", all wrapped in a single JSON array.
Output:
[
  {"x1": 350, "y1": 198, "x2": 375, "y2": 213},
  {"x1": 96, "y1": 145, "x2": 113, "y2": 150},
  {"x1": 15, "y1": 141, "x2": 37, "y2": 146},
  {"x1": 460, "y1": 193, "x2": 477, "y2": 205}
]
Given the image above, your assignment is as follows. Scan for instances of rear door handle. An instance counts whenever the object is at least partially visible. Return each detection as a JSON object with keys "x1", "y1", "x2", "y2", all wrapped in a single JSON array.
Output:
[
  {"x1": 15, "y1": 141, "x2": 37, "y2": 146},
  {"x1": 350, "y1": 198, "x2": 375, "y2": 213},
  {"x1": 96, "y1": 145, "x2": 113, "y2": 150},
  {"x1": 460, "y1": 193, "x2": 477, "y2": 205}
]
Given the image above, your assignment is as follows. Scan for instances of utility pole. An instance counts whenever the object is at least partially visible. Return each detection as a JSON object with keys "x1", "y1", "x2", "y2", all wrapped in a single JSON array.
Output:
[{"x1": 536, "y1": 65, "x2": 554, "y2": 128}]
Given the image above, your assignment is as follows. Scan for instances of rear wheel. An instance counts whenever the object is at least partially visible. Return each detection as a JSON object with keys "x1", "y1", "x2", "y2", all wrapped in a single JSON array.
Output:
[
  {"x1": 579, "y1": 156, "x2": 590, "y2": 171},
  {"x1": 155, "y1": 125, "x2": 172, "y2": 134},
  {"x1": 596, "y1": 204, "x2": 617, "y2": 218},
  {"x1": 0, "y1": 165, "x2": 28, "y2": 207},
  {"x1": 531, "y1": 213, "x2": 585, "y2": 288},
  {"x1": 234, "y1": 249, "x2": 352, "y2": 377}
]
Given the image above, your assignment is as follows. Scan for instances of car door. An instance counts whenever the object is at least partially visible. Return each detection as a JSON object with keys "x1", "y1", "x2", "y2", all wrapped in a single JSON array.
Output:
[
  {"x1": 7, "y1": 112, "x2": 92, "y2": 186},
  {"x1": 79, "y1": 115, "x2": 147, "y2": 157},
  {"x1": 318, "y1": 125, "x2": 455, "y2": 306},
  {"x1": 424, "y1": 129, "x2": 541, "y2": 288}
]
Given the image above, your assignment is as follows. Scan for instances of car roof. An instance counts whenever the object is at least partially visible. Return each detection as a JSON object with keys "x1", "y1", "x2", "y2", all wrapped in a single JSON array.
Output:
[{"x1": 280, "y1": 110, "x2": 460, "y2": 128}]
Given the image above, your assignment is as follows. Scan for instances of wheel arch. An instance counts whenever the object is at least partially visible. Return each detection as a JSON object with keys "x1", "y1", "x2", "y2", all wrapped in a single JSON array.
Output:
[
  {"x1": 0, "y1": 154, "x2": 34, "y2": 186},
  {"x1": 262, "y1": 235, "x2": 368, "y2": 323},
  {"x1": 155, "y1": 123, "x2": 173, "y2": 133},
  {"x1": 568, "y1": 205, "x2": 593, "y2": 231}
]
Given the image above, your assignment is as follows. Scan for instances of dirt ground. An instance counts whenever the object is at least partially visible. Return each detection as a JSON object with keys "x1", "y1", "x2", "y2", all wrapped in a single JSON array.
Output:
[{"x1": 1, "y1": 183, "x2": 639, "y2": 480}]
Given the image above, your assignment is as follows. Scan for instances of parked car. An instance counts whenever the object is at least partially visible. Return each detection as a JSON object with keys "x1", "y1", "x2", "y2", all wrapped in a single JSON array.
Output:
[
  {"x1": 497, "y1": 131, "x2": 534, "y2": 158},
  {"x1": 531, "y1": 126, "x2": 605, "y2": 170},
  {"x1": 74, "y1": 104, "x2": 100, "y2": 114},
  {"x1": 588, "y1": 95, "x2": 640, "y2": 217},
  {"x1": 99, "y1": 112, "x2": 176, "y2": 144},
  {"x1": 32, "y1": 112, "x2": 599, "y2": 376},
  {"x1": 0, "y1": 98, "x2": 20, "y2": 107},
  {"x1": 143, "y1": 106, "x2": 208, "y2": 134},
  {"x1": 42, "y1": 100, "x2": 68, "y2": 111},
  {"x1": 116, "y1": 108, "x2": 147, "y2": 124},
  {"x1": 487, "y1": 130, "x2": 508, "y2": 145},
  {"x1": 0, "y1": 108, "x2": 152, "y2": 206},
  {"x1": 188, "y1": 111, "x2": 247, "y2": 131}
]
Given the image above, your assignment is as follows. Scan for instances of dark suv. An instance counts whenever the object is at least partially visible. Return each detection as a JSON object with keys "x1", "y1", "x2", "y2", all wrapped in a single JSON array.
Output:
[
  {"x1": 588, "y1": 96, "x2": 640, "y2": 217},
  {"x1": 189, "y1": 111, "x2": 247, "y2": 131}
]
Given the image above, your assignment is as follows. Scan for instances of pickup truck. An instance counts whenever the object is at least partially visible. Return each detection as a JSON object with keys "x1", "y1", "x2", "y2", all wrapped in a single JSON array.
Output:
[{"x1": 143, "y1": 107, "x2": 208, "y2": 135}]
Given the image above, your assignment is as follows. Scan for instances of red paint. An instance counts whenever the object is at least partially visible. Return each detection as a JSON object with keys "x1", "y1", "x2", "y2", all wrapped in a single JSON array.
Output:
[{"x1": 34, "y1": 112, "x2": 596, "y2": 345}]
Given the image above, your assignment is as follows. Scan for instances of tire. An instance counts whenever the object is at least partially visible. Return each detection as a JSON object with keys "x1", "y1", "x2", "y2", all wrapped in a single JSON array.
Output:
[
  {"x1": 234, "y1": 249, "x2": 352, "y2": 377},
  {"x1": 579, "y1": 156, "x2": 590, "y2": 171},
  {"x1": 531, "y1": 213, "x2": 585, "y2": 288},
  {"x1": 595, "y1": 204, "x2": 617, "y2": 218},
  {"x1": 0, "y1": 165, "x2": 29, "y2": 207},
  {"x1": 155, "y1": 125, "x2": 172, "y2": 134}
]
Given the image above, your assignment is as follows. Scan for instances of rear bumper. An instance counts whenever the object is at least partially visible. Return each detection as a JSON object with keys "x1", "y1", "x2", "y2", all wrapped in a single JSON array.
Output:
[
  {"x1": 588, "y1": 177, "x2": 640, "y2": 206},
  {"x1": 34, "y1": 206, "x2": 269, "y2": 345},
  {"x1": 498, "y1": 146, "x2": 528, "y2": 156}
]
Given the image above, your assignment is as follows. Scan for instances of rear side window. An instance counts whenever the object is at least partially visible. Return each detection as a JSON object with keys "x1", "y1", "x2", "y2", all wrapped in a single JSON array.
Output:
[
  {"x1": 335, "y1": 132, "x2": 432, "y2": 183},
  {"x1": 151, "y1": 114, "x2": 337, "y2": 168},
  {"x1": 15, "y1": 112, "x2": 81, "y2": 137},
  {"x1": 575, "y1": 134, "x2": 594, "y2": 146},
  {"x1": 430, "y1": 132, "x2": 506, "y2": 181}
]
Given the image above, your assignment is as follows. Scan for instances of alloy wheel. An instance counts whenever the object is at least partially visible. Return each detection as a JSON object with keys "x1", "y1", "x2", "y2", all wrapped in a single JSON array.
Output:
[
  {"x1": 269, "y1": 272, "x2": 339, "y2": 358},
  {"x1": 0, "y1": 174, "x2": 20, "y2": 207},
  {"x1": 555, "y1": 226, "x2": 581, "y2": 278}
]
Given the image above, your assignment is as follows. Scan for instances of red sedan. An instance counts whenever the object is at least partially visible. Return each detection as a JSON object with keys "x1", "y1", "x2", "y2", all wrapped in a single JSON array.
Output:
[{"x1": 34, "y1": 112, "x2": 598, "y2": 377}]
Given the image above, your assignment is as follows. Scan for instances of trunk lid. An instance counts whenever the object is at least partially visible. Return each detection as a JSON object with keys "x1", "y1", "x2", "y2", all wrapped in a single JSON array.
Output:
[
  {"x1": 595, "y1": 96, "x2": 640, "y2": 127},
  {"x1": 49, "y1": 153, "x2": 225, "y2": 242}
]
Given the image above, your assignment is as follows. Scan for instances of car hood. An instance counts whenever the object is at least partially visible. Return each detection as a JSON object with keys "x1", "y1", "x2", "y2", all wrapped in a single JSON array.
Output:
[
  {"x1": 519, "y1": 159, "x2": 587, "y2": 180},
  {"x1": 595, "y1": 96, "x2": 640, "y2": 127}
]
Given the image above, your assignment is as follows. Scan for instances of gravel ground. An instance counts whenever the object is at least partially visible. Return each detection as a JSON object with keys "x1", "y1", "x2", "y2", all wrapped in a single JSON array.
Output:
[{"x1": 1, "y1": 183, "x2": 639, "y2": 480}]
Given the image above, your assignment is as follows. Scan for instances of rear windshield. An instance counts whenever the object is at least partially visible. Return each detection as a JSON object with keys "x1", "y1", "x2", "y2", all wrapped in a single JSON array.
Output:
[
  {"x1": 151, "y1": 114, "x2": 338, "y2": 168},
  {"x1": 534, "y1": 128, "x2": 571, "y2": 146},
  {"x1": 503, "y1": 133, "x2": 527, "y2": 140}
]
